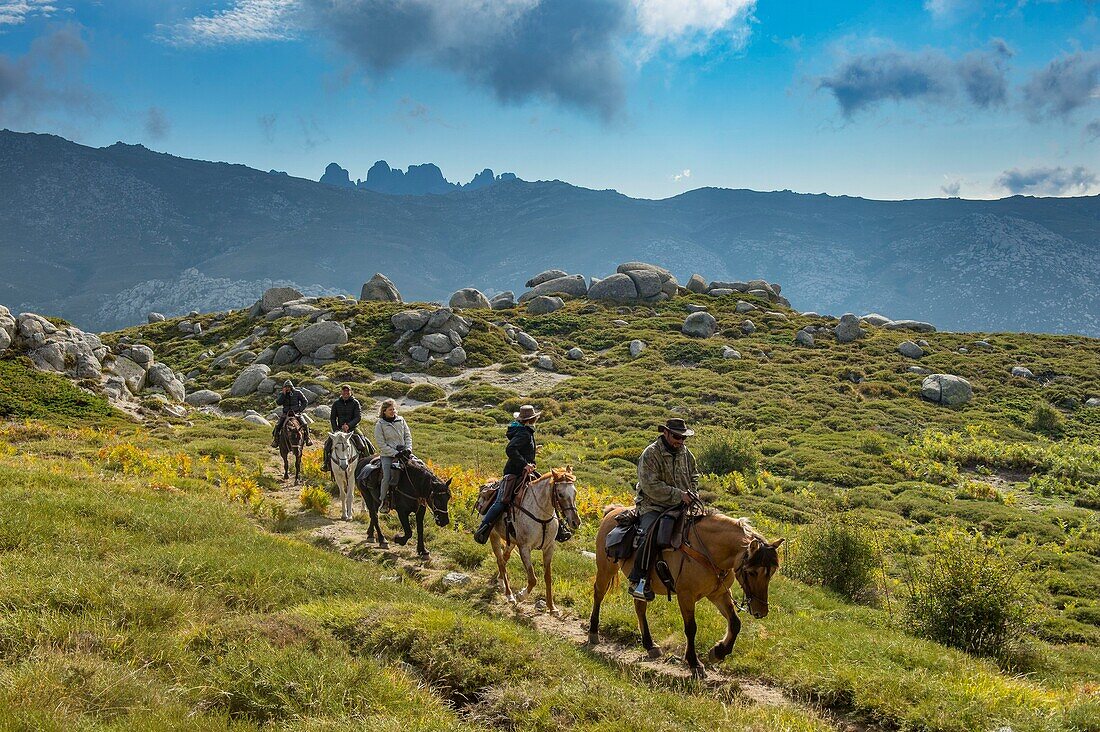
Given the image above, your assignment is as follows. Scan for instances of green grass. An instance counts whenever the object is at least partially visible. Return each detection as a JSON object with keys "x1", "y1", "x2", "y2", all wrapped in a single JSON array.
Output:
[{"x1": 0, "y1": 357, "x2": 125, "y2": 425}]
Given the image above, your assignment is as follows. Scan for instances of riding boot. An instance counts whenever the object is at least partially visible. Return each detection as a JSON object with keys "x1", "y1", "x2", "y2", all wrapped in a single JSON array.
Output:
[
  {"x1": 303, "y1": 423, "x2": 313, "y2": 447},
  {"x1": 270, "y1": 421, "x2": 281, "y2": 448}
]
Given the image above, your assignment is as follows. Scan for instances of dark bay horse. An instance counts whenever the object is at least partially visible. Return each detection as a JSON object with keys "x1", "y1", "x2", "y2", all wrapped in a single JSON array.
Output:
[
  {"x1": 590, "y1": 508, "x2": 784, "y2": 679},
  {"x1": 356, "y1": 457, "x2": 452, "y2": 557},
  {"x1": 277, "y1": 413, "x2": 307, "y2": 483}
]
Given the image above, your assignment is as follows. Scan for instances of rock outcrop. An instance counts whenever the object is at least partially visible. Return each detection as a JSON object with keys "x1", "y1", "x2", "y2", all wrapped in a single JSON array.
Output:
[
  {"x1": 360, "y1": 273, "x2": 402, "y2": 302},
  {"x1": 921, "y1": 374, "x2": 973, "y2": 406}
]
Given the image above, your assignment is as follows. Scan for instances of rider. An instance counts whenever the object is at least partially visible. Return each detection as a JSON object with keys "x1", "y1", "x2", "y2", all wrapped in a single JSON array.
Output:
[
  {"x1": 473, "y1": 404, "x2": 539, "y2": 545},
  {"x1": 271, "y1": 380, "x2": 312, "y2": 448},
  {"x1": 373, "y1": 398, "x2": 413, "y2": 510},
  {"x1": 627, "y1": 417, "x2": 700, "y2": 601},
  {"x1": 322, "y1": 385, "x2": 371, "y2": 471}
]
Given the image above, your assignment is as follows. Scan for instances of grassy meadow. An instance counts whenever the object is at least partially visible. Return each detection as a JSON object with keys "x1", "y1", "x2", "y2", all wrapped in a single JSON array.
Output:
[{"x1": 3, "y1": 286, "x2": 1099, "y2": 729}]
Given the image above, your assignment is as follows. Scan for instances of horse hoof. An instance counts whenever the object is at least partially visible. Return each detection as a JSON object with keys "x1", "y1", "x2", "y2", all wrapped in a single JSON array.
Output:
[
  {"x1": 587, "y1": 632, "x2": 600, "y2": 646},
  {"x1": 507, "y1": 595, "x2": 517, "y2": 605},
  {"x1": 418, "y1": 551, "x2": 430, "y2": 560},
  {"x1": 690, "y1": 664, "x2": 707, "y2": 680},
  {"x1": 378, "y1": 541, "x2": 389, "y2": 549},
  {"x1": 549, "y1": 608, "x2": 563, "y2": 619},
  {"x1": 647, "y1": 646, "x2": 663, "y2": 660},
  {"x1": 516, "y1": 589, "x2": 529, "y2": 603}
]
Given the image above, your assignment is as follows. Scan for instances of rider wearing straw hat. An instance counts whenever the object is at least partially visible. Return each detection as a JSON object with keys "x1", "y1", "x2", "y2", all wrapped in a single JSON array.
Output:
[
  {"x1": 628, "y1": 417, "x2": 700, "y2": 601},
  {"x1": 473, "y1": 404, "x2": 540, "y2": 544}
]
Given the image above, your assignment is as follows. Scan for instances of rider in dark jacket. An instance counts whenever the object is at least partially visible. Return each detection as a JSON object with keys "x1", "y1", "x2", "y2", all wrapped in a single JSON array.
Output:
[
  {"x1": 322, "y1": 386, "x2": 371, "y2": 471},
  {"x1": 473, "y1": 405, "x2": 540, "y2": 544},
  {"x1": 272, "y1": 380, "x2": 312, "y2": 447}
]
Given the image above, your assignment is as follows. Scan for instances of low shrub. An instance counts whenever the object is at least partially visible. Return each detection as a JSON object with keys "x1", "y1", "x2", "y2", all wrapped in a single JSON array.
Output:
[
  {"x1": 406, "y1": 383, "x2": 446, "y2": 402},
  {"x1": 694, "y1": 429, "x2": 760, "y2": 475},
  {"x1": 299, "y1": 485, "x2": 330, "y2": 514},
  {"x1": 903, "y1": 531, "x2": 1032, "y2": 667},
  {"x1": 788, "y1": 514, "x2": 879, "y2": 603},
  {"x1": 366, "y1": 380, "x2": 411, "y2": 398},
  {"x1": 1029, "y1": 401, "x2": 1065, "y2": 436}
]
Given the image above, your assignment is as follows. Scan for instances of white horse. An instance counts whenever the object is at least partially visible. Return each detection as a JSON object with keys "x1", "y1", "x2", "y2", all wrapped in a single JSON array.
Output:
[
  {"x1": 488, "y1": 467, "x2": 581, "y2": 616},
  {"x1": 329, "y1": 431, "x2": 360, "y2": 521}
]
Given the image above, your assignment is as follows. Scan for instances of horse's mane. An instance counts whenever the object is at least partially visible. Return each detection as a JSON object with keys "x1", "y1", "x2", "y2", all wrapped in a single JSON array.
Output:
[{"x1": 704, "y1": 514, "x2": 780, "y2": 568}]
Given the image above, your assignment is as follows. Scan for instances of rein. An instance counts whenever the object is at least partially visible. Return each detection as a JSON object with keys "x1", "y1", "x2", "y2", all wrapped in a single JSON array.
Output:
[{"x1": 389, "y1": 461, "x2": 449, "y2": 519}]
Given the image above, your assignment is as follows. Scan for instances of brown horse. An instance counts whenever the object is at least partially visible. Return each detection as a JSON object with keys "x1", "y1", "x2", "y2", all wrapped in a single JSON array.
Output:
[
  {"x1": 589, "y1": 506, "x2": 784, "y2": 679},
  {"x1": 277, "y1": 413, "x2": 307, "y2": 483}
]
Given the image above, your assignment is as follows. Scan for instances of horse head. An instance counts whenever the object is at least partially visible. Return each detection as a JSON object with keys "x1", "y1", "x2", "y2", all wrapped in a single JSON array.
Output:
[
  {"x1": 550, "y1": 466, "x2": 581, "y2": 532},
  {"x1": 329, "y1": 431, "x2": 357, "y2": 471},
  {"x1": 735, "y1": 535, "x2": 784, "y2": 619},
  {"x1": 409, "y1": 461, "x2": 452, "y2": 527}
]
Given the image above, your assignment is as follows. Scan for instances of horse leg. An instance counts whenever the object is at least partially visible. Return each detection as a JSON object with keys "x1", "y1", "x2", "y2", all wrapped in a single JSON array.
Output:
[
  {"x1": 542, "y1": 544, "x2": 560, "y2": 617},
  {"x1": 490, "y1": 534, "x2": 515, "y2": 604},
  {"x1": 515, "y1": 545, "x2": 537, "y2": 603},
  {"x1": 415, "y1": 506, "x2": 429, "y2": 558},
  {"x1": 588, "y1": 550, "x2": 619, "y2": 645},
  {"x1": 706, "y1": 588, "x2": 742, "y2": 665},
  {"x1": 635, "y1": 599, "x2": 662, "y2": 658},
  {"x1": 294, "y1": 449, "x2": 302, "y2": 485},
  {"x1": 281, "y1": 449, "x2": 289, "y2": 480},
  {"x1": 678, "y1": 593, "x2": 705, "y2": 679},
  {"x1": 393, "y1": 510, "x2": 412, "y2": 546}
]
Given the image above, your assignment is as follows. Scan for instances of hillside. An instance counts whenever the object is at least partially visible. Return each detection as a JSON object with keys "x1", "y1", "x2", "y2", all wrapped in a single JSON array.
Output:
[
  {"x1": 2, "y1": 129, "x2": 1099, "y2": 334},
  {"x1": 3, "y1": 268, "x2": 1100, "y2": 729}
]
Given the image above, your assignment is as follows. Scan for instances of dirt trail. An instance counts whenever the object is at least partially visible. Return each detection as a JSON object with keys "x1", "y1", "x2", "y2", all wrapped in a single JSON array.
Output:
[{"x1": 262, "y1": 456, "x2": 877, "y2": 732}]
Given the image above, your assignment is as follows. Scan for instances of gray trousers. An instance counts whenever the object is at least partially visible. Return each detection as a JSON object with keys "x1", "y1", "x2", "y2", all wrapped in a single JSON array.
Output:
[{"x1": 380, "y1": 456, "x2": 395, "y2": 500}]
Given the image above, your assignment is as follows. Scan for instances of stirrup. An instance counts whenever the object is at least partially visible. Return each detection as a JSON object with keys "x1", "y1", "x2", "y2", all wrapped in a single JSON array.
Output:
[
  {"x1": 629, "y1": 579, "x2": 654, "y2": 602},
  {"x1": 473, "y1": 524, "x2": 492, "y2": 545}
]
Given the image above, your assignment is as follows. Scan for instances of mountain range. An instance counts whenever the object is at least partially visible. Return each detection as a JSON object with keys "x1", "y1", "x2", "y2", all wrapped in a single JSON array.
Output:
[
  {"x1": 0, "y1": 129, "x2": 1097, "y2": 334},
  {"x1": 320, "y1": 160, "x2": 518, "y2": 195}
]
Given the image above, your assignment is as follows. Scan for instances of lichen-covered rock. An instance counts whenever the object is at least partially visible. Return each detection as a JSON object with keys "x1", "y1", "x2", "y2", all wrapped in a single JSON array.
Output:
[
  {"x1": 682, "y1": 311, "x2": 718, "y2": 338},
  {"x1": 261, "y1": 286, "x2": 303, "y2": 313},
  {"x1": 230, "y1": 364, "x2": 271, "y2": 396},
  {"x1": 185, "y1": 389, "x2": 222, "y2": 406},
  {"x1": 1011, "y1": 366, "x2": 1036, "y2": 380},
  {"x1": 921, "y1": 374, "x2": 973, "y2": 406},
  {"x1": 898, "y1": 341, "x2": 924, "y2": 358},
  {"x1": 835, "y1": 314, "x2": 863, "y2": 343},
  {"x1": 449, "y1": 288, "x2": 492, "y2": 309},
  {"x1": 147, "y1": 363, "x2": 186, "y2": 402},
  {"x1": 885, "y1": 320, "x2": 936, "y2": 333},
  {"x1": 527, "y1": 295, "x2": 565, "y2": 314},
  {"x1": 360, "y1": 273, "x2": 402, "y2": 302},
  {"x1": 517, "y1": 332, "x2": 539, "y2": 351},
  {"x1": 566, "y1": 347, "x2": 584, "y2": 360},
  {"x1": 291, "y1": 321, "x2": 347, "y2": 355},
  {"x1": 722, "y1": 346, "x2": 742, "y2": 359},
  {"x1": 421, "y1": 333, "x2": 453, "y2": 353},
  {"x1": 109, "y1": 356, "x2": 147, "y2": 394},
  {"x1": 526, "y1": 269, "x2": 569, "y2": 288},
  {"x1": 273, "y1": 343, "x2": 300, "y2": 366},
  {"x1": 629, "y1": 339, "x2": 646, "y2": 357},
  {"x1": 861, "y1": 313, "x2": 892, "y2": 327},
  {"x1": 444, "y1": 347, "x2": 468, "y2": 366},
  {"x1": 519, "y1": 275, "x2": 589, "y2": 302},
  {"x1": 490, "y1": 291, "x2": 516, "y2": 310},
  {"x1": 794, "y1": 329, "x2": 814, "y2": 347},
  {"x1": 147, "y1": 312, "x2": 165, "y2": 323},
  {"x1": 587, "y1": 273, "x2": 638, "y2": 301},
  {"x1": 686, "y1": 274, "x2": 707, "y2": 293},
  {"x1": 536, "y1": 355, "x2": 554, "y2": 370},
  {"x1": 741, "y1": 320, "x2": 756, "y2": 335},
  {"x1": 626, "y1": 268, "x2": 663, "y2": 298}
]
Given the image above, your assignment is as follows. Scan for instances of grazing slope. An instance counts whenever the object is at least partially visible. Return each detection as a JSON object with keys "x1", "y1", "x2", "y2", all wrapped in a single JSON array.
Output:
[{"x1": 1, "y1": 129, "x2": 1098, "y2": 334}]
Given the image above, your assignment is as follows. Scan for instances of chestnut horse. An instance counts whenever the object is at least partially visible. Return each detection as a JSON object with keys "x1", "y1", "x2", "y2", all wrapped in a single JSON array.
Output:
[{"x1": 589, "y1": 506, "x2": 784, "y2": 679}]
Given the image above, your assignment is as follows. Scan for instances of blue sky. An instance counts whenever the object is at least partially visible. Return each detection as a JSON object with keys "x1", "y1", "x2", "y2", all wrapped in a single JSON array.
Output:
[{"x1": 0, "y1": 0, "x2": 1097, "y2": 200}]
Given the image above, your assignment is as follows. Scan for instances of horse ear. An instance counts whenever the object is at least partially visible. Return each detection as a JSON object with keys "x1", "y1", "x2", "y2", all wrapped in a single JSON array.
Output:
[
  {"x1": 445, "y1": 477, "x2": 453, "y2": 487},
  {"x1": 771, "y1": 538, "x2": 786, "y2": 549},
  {"x1": 747, "y1": 537, "x2": 763, "y2": 554}
]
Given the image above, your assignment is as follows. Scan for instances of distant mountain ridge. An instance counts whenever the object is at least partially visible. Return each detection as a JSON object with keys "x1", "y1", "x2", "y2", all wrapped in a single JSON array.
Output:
[
  {"x1": 320, "y1": 160, "x2": 518, "y2": 195},
  {"x1": 0, "y1": 129, "x2": 1097, "y2": 334}
]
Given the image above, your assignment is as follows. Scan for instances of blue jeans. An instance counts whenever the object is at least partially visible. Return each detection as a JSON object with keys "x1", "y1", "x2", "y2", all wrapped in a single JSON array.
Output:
[{"x1": 380, "y1": 456, "x2": 395, "y2": 500}]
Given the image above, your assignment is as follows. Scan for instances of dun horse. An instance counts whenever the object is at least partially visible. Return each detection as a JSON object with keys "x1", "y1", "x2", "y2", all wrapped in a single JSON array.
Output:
[
  {"x1": 590, "y1": 507, "x2": 784, "y2": 679},
  {"x1": 357, "y1": 458, "x2": 452, "y2": 556},
  {"x1": 328, "y1": 431, "x2": 361, "y2": 521},
  {"x1": 488, "y1": 467, "x2": 581, "y2": 615},
  {"x1": 276, "y1": 413, "x2": 307, "y2": 483}
]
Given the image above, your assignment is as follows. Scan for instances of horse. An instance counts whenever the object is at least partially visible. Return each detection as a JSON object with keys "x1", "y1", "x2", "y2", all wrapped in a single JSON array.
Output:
[
  {"x1": 487, "y1": 467, "x2": 581, "y2": 616},
  {"x1": 277, "y1": 412, "x2": 307, "y2": 483},
  {"x1": 589, "y1": 506, "x2": 784, "y2": 679},
  {"x1": 328, "y1": 431, "x2": 362, "y2": 521},
  {"x1": 356, "y1": 457, "x2": 452, "y2": 556}
]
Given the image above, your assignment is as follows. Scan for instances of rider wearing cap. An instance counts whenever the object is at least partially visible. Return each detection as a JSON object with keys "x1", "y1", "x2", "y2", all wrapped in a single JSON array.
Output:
[
  {"x1": 473, "y1": 404, "x2": 540, "y2": 544},
  {"x1": 271, "y1": 380, "x2": 312, "y2": 447},
  {"x1": 627, "y1": 417, "x2": 700, "y2": 601}
]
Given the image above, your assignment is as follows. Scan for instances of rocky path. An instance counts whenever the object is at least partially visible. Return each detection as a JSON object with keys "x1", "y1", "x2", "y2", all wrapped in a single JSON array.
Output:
[{"x1": 261, "y1": 455, "x2": 878, "y2": 732}]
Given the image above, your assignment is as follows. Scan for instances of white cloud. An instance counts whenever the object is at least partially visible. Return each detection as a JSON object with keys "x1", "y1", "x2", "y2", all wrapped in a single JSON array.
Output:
[
  {"x1": 165, "y1": 0, "x2": 299, "y2": 45},
  {"x1": 673, "y1": 168, "x2": 692, "y2": 181},
  {"x1": 0, "y1": 1, "x2": 59, "y2": 26},
  {"x1": 633, "y1": 0, "x2": 756, "y2": 54},
  {"x1": 923, "y1": 0, "x2": 978, "y2": 20}
]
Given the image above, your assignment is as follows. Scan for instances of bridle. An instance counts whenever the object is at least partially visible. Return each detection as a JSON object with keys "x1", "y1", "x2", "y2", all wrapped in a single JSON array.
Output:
[
  {"x1": 514, "y1": 472, "x2": 577, "y2": 549},
  {"x1": 330, "y1": 434, "x2": 358, "y2": 473},
  {"x1": 390, "y1": 460, "x2": 451, "y2": 522}
]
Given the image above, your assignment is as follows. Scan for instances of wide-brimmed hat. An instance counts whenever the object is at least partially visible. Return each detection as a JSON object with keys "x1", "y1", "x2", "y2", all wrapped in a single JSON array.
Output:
[
  {"x1": 513, "y1": 405, "x2": 542, "y2": 422},
  {"x1": 659, "y1": 418, "x2": 694, "y2": 437}
]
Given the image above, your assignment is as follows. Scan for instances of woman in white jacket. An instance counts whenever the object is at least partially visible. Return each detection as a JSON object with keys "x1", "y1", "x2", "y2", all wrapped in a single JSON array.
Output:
[{"x1": 373, "y1": 398, "x2": 413, "y2": 508}]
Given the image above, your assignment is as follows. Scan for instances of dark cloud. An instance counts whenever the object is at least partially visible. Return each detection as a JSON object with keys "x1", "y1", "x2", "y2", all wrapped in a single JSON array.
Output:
[
  {"x1": 996, "y1": 165, "x2": 1097, "y2": 196},
  {"x1": 300, "y1": 0, "x2": 630, "y2": 123},
  {"x1": 143, "y1": 106, "x2": 170, "y2": 139},
  {"x1": 1022, "y1": 52, "x2": 1100, "y2": 121},
  {"x1": 0, "y1": 24, "x2": 97, "y2": 126},
  {"x1": 817, "y1": 41, "x2": 1012, "y2": 117}
]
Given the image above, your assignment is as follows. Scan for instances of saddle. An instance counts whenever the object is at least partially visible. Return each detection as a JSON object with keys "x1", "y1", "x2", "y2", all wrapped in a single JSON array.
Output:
[
  {"x1": 606, "y1": 506, "x2": 701, "y2": 597},
  {"x1": 355, "y1": 455, "x2": 406, "y2": 487}
]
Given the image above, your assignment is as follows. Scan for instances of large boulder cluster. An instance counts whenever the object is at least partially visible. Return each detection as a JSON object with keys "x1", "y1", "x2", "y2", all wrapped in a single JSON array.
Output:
[
  {"x1": 391, "y1": 307, "x2": 471, "y2": 366},
  {"x1": 0, "y1": 304, "x2": 187, "y2": 411}
]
